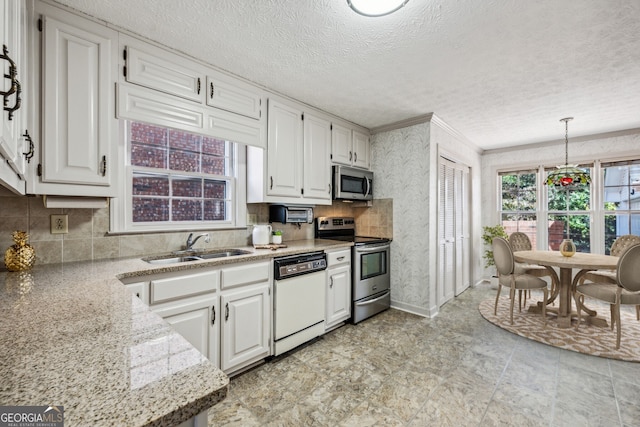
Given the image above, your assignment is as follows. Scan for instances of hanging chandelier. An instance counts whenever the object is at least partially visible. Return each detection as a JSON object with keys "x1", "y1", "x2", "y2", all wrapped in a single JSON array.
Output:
[{"x1": 545, "y1": 117, "x2": 591, "y2": 190}]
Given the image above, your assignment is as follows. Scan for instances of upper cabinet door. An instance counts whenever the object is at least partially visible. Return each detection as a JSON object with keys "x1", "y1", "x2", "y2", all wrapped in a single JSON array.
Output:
[
  {"x1": 352, "y1": 129, "x2": 370, "y2": 169},
  {"x1": 331, "y1": 123, "x2": 352, "y2": 166},
  {"x1": 0, "y1": 0, "x2": 26, "y2": 193},
  {"x1": 41, "y1": 14, "x2": 117, "y2": 187},
  {"x1": 266, "y1": 99, "x2": 303, "y2": 198},
  {"x1": 125, "y1": 43, "x2": 205, "y2": 104},
  {"x1": 206, "y1": 72, "x2": 262, "y2": 120},
  {"x1": 303, "y1": 113, "x2": 331, "y2": 200}
]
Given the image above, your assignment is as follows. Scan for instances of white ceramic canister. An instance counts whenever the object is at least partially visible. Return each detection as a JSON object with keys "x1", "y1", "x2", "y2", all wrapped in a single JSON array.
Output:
[{"x1": 252, "y1": 224, "x2": 272, "y2": 245}]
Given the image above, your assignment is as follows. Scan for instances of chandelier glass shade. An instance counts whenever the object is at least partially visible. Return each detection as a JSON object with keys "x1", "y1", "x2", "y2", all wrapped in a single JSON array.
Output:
[{"x1": 544, "y1": 117, "x2": 591, "y2": 190}]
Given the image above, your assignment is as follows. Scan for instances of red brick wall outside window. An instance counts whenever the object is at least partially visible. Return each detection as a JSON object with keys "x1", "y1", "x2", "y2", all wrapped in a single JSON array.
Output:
[{"x1": 128, "y1": 121, "x2": 232, "y2": 223}]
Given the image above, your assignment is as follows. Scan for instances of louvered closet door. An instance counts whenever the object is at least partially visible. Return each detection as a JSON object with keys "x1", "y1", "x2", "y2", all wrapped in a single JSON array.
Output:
[{"x1": 437, "y1": 157, "x2": 471, "y2": 307}]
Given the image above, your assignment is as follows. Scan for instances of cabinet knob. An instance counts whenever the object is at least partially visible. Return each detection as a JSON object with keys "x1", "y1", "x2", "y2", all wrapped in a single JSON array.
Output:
[
  {"x1": 225, "y1": 302, "x2": 229, "y2": 321},
  {"x1": 354, "y1": 152, "x2": 357, "y2": 163},
  {"x1": 100, "y1": 155, "x2": 107, "y2": 177},
  {"x1": 337, "y1": 256, "x2": 345, "y2": 261},
  {"x1": 197, "y1": 78, "x2": 201, "y2": 94},
  {"x1": 270, "y1": 176, "x2": 273, "y2": 189},
  {"x1": 349, "y1": 151, "x2": 352, "y2": 161},
  {"x1": 210, "y1": 82, "x2": 214, "y2": 98},
  {"x1": 328, "y1": 183, "x2": 331, "y2": 194}
]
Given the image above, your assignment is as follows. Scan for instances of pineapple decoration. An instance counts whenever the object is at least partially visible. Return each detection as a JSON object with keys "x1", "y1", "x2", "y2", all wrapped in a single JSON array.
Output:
[{"x1": 4, "y1": 231, "x2": 36, "y2": 272}]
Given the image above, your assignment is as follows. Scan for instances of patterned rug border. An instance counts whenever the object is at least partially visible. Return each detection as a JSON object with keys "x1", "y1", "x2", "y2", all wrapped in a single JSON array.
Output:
[{"x1": 479, "y1": 296, "x2": 640, "y2": 362}]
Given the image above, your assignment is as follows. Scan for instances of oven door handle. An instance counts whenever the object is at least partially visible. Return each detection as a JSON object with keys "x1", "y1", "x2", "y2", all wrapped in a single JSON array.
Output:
[
  {"x1": 356, "y1": 243, "x2": 390, "y2": 253},
  {"x1": 356, "y1": 291, "x2": 391, "y2": 306}
]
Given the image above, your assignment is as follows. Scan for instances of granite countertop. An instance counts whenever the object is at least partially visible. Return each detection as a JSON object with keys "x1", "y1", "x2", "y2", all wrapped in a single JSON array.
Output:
[{"x1": 0, "y1": 239, "x2": 351, "y2": 426}]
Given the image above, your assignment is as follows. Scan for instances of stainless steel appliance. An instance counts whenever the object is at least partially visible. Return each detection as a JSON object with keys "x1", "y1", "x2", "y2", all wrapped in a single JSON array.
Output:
[
  {"x1": 269, "y1": 205, "x2": 314, "y2": 224},
  {"x1": 315, "y1": 217, "x2": 391, "y2": 323},
  {"x1": 333, "y1": 165, "x2": 373, "y2": 201},
  {"x1": 273, "y1": 252, "x2": 327, "y2": 356}
]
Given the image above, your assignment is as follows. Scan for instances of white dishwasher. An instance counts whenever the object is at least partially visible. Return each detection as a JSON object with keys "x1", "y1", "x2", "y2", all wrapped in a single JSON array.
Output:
[{"x1": 273, "y1": 252, "x2": 327, "y2": 356}]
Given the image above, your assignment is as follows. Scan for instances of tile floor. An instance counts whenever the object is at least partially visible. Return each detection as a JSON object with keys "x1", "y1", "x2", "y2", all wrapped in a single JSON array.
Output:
[{"x1": 208, "y1": 282, "x2": 640, "y2": 426}]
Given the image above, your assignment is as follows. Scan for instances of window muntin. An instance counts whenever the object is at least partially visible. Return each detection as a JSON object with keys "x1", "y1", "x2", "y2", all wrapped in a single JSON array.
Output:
[{"x1": 127, "y1": 121, "x2": 234, "y2": 226}]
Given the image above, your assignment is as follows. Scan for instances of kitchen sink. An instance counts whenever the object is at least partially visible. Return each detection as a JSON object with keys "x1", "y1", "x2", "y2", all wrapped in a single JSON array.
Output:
[{"x1": 144, "y1": 249, "x2": 252, "y2": 264}]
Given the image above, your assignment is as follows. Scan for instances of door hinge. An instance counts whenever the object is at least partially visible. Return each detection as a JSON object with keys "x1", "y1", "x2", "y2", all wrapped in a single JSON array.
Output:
[
  {"x1": 123, "y1": 49, "x2": 127, "y2": 61},
  {"x1": 38, "y1": 19, "x2": 42, "y2": 32},
  {"x1": 330, "y1": 154, "x2": 333, "y2": 159},
  {"x1": 301, "y1": 113, "x2": 304, "y2": 121},
  {"x1": 330, "y1": 124, "x2": 333, "y2": 130},
  {"x1": 37, "y1": 164, "x2": 42, "y2": 177},
  {"x1": 123, "y1": 66, "x2": 127, "y2": 78},
  {"x1": 301, "y1": 188, "x2": 304, "y2": 195}
]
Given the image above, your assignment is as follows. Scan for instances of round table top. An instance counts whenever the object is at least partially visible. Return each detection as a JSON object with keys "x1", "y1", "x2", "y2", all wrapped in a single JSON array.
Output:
[{"x1": 513, "y1": 250, "x2": 618, "y2": 270}]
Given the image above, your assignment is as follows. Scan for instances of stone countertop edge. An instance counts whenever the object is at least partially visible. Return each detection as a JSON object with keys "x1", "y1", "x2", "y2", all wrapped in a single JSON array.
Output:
[{"x1": 0, "y1": 238, "x2": 351, "y2": 427}]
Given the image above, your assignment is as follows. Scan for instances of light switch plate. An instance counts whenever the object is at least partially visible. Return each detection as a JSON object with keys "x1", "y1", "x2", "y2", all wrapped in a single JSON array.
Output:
[{"x1": 50, "y1": 214, "x2": 68, "y2": 234}]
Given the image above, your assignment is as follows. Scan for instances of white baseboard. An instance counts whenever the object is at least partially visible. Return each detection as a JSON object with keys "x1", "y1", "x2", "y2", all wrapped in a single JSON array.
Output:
[{"x1": 390, "y1": 299, "x2": 436, "y2": 318}]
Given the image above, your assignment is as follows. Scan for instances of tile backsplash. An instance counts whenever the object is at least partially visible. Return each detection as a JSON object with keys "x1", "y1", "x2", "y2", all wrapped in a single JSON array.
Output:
[{"x1": 0, "y1": 185, "x2": 392, "y2": 267}]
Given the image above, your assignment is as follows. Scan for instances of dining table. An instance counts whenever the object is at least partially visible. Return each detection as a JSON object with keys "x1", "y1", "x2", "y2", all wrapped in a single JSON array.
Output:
[{"x1": 513, "y1": 250, "x2": 619, "y2": 328}]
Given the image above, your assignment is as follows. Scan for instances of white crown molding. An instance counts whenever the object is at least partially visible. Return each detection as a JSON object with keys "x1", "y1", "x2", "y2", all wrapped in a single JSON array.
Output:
[{"x1": 370, "y1": 113, "x2": 433, "y2": 134}]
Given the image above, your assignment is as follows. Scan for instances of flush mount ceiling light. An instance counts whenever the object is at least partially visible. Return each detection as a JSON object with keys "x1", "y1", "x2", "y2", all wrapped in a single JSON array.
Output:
[
  {"x1": 347, "y1": 0, "x2": 410, "y2": 17},
  {"x1": 545, "y1": 117, "x2": 591, "y2": 190}
]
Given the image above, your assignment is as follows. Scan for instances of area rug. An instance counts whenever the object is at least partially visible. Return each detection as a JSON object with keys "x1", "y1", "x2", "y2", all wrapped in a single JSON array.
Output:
[{"x1": 479, "y1": 296, "x2": 640, "y2": 362}]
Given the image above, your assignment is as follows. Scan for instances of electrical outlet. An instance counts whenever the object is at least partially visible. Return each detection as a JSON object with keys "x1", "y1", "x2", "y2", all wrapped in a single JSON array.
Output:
[
  {"x1": 247, "y1": 213, "x2": 257, "y2": 224},
  {"x1": 50, "y1": 214, "x2": 68, "y2": 234}
]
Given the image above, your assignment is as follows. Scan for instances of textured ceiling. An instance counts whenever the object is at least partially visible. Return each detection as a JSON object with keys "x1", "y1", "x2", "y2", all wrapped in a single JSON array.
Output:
[{"x1": 52, "y1": 0, "x2": 640, "y2": 150}]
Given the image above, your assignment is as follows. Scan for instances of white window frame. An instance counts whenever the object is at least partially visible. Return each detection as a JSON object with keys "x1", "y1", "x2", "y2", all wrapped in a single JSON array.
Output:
[
  {"x1": 110, "y1": 120, "x2": 247, "y2": 233},
  {"x1": 496, "y1": 156, "x2": 639, "y2": 254}
]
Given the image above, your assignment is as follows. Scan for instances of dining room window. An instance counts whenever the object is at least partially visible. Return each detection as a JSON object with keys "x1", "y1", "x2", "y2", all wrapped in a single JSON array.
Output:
[
  {"x1": 601, "y1": 160, "x2": 640, "y2": 254},
  {"x1": 545, "y1": 164, "x2": 593, "y2": 253},
  {"x1": 499, "y1": 170, "x2": 538, "y2": 245}
]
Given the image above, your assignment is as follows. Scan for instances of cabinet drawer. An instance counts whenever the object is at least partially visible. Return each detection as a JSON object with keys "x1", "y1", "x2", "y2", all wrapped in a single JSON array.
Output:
[
  {"x1": 151, "y1": 270, "x2": 219, "y2": 304},
  {"x1": 326, "y1": 249, "x2": 351, "y2": 267},
  {"x1": 221, "y1": 261, "x2": 270, "y2": 290}
]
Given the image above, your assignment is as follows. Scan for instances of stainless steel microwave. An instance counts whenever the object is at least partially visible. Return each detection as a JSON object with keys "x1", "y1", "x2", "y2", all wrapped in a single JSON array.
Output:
[{"x1": 333, "y1": 165, "x2": 373, "y2": 201}]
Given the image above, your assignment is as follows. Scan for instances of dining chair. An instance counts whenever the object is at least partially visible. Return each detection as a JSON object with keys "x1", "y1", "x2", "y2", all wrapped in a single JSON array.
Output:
[
  {"x1": 492, "y1": 237, "x2": 548, "y2": 325},
  {"x1": 509, "y1": 232, "x2": 557, "y2": 309},
  {"x1": 577, "y1": 234, "x2": 640, "y2": 320},
  {"x1": 574, "y1": 243, "x2": 640, "y2": 349}
]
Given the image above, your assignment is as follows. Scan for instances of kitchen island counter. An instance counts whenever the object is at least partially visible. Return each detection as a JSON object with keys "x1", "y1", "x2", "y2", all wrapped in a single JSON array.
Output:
[{"x1": 0, "y1": 239, "x2": 351, "y2": 426}]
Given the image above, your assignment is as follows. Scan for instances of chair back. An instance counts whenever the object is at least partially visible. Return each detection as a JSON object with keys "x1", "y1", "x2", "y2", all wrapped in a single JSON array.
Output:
[
  {"x1": 509, "y1": 232, "x2": 533, "y2": 251},
  {"x1": 610, "y1": 234, "x2": 640, "y2": 257},
  {"x1": 617, "y1": 243, "x2": 640, "y2": 293},
  {"x1": 492, "y1": 237, "x2": 514, "y2": 276}
]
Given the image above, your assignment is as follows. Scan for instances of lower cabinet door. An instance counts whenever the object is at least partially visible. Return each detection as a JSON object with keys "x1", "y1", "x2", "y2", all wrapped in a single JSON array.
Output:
[
  {"x1": 326, "y1": 265, "x2": 351, "y2": 328},
  {"x1": 152, "y1": 295, "x2": 219, "y2": 367},
  {"x1": 221, "y1": 283, "x2": 270, "y2": 373}
]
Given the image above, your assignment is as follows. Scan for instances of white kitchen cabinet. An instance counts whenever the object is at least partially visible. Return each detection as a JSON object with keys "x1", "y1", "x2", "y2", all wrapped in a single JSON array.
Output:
[
  {"x1": 247, "y1": 97, "x2": 331, "y2": 205},
  {"x1": 220, "y1": 260, "x2": 270, "y2": 374},
  {"x1": 28, "y1": 3, "x2": 118, "y2": 196},
  {"x1": 265, "y1": 99, "x2": 303, "y2": 198},
  {"x1": 124, "y1": 281, "x2": 149, "y2": 305},
  {"x1": 147, "y1": 268, "x2": 220, "y2": 366},
  {"x1": 0, "y1": 0, "x2": 26, "y2": 194},
  {"x1": 123, "y1": 36, "x2": 205, "y2": 103},
  {"x1": 303, "y1": 113, "x2": 332, "y2": 200},
  {"x1": 331, "y1": 123, "x2": 370, "y2": 170},
  {"x1": 325, "y1": 249, "x2": 351, "y2": 330},
  {"x1": 352, "y1": 129, "x2": 370, "y2": 169},
  {"x1": 206, "y1": 71, "x2": 262, "y2": 120},
  {"x1": 152, "y1": 294, "x2": 219, "y2": 367},
  {"x1": 220, "y1": 283, "x2": 270, "y2": 374}
]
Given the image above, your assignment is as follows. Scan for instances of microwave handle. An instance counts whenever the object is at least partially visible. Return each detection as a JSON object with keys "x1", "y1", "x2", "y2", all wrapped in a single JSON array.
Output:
[{"x1": 364, "y1": 177, "x2": 371, "y2": 197}]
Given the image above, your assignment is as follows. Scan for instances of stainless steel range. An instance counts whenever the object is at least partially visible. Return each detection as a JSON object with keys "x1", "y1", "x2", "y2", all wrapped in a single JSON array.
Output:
[{"x1": 315, "y1": 217, "x2": 391, "y2": 323}]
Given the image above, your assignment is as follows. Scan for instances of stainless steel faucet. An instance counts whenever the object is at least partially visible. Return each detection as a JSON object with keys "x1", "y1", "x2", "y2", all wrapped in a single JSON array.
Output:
[{"x1": 185, "y1": 233, "x2": 210, "y2": 251}]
